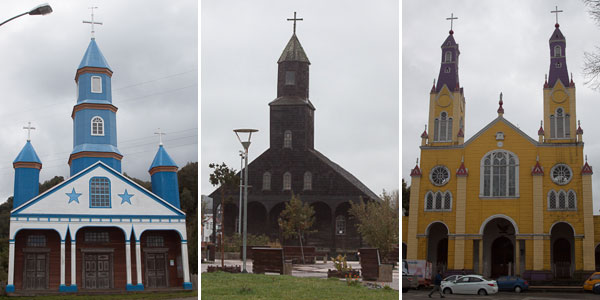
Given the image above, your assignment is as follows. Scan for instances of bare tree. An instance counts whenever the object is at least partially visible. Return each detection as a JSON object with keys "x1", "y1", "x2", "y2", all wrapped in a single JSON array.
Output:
[
  {"x1": 209, "y1": 162, "x2": 238, "y2": 268},
  {"x1": 583, "y1": 0, "x2": 600, "y2": 90}
]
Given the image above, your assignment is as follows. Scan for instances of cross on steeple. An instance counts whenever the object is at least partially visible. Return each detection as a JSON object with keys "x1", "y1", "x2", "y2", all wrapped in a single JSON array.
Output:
[
  {"x1": 83, "y1": 6, "x2": 103, "y2": 39},
  {"x1": 446, "y1": 13, "x2": 458, "y2": 33},
  {"x1": 287, "y1": 11, "x2": 303, "y2": 35},
  {"x1": 551, "y1": 5, "x2": 563, "y2": 25},
  {"x1": 154, "y1": 128, "x2": 166, "y2": 146},
  {"x1": 23, "y1": 122, "x2": 35, "y2": 142}
]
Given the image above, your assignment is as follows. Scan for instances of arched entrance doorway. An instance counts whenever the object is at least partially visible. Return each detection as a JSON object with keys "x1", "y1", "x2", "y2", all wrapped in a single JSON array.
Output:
[
  {"x1": 481, "y1": 216, "x2": 517, "y2": 277},
  {"x1": 551, "y1": 222, "x2": 574, "y2": 279},
  {"x1": 426, "y1": 222, "x2": 448, "y2": 275},
  {"x1": 309, "y1": 202, "x2": 332, "y2": 248},
  {"x1": 247, "y1": 201, "x2": 267, "y2": 235}
]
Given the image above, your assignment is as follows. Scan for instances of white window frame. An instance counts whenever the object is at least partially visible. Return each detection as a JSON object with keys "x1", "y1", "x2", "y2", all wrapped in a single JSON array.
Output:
[
  {"x1": 91, "y1": 116, "x2": 104, "y2": 136},
  {"x1": 429, "y1": 165, "x2": 450, "y2": 186},
  {"x1": 554, "y1": 45, "x2": 562, "y2": 57},
  {"x1": 424, "y1": 191, "x2": 452, "y2": 212},
  {"x1": 303, "y1": 171, "x2": 312, "y2": 190},
  {"x1": 445, "y1": 51, "x2": 452, "y2": 62},
  {"x1": 91, "y1": 76, "x2": 102, "y2": 93},
  {"x1": 479, "y1": 150, "x2": 520, "y2": 198},
  {"x1": 262, "y1": 172, "x2": 271, "y2": 191},
  {"x1": 283, "y1": 130, "x2": 292, "y2": 148},
  {"x1": 550, "y1": 163, "x2": 573, "y2": 185},
  {"x1": 548, "y1": 189, "x2": 577, "y2": 211},
  {"x1": 433, "y1": 112, "x2": 452, "y2": 142},
  {"x1": 283, "y1": 172, "x2": 292, "y2": 191}
]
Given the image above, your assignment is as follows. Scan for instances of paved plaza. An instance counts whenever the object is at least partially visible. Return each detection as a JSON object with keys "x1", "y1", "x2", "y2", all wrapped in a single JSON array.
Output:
[{"x1": 201, "y1": 259, "x2": 399, "y2": 290}]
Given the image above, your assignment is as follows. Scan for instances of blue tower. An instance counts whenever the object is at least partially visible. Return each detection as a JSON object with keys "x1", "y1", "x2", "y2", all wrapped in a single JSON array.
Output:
[
  {"x1": 149, "y1": 144, "x2": 180, "y2": 208},
  {"x1": 13, "y1": 140, "x2": 42, "y2": 208},
  {"x1": 69, "y1": 38, "x2": 122, "y2": 176}
]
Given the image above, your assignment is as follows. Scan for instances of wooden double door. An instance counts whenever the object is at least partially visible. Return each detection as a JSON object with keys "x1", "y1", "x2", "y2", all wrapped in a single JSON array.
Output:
[
  {"x1": 145, "y1": 252, "x2": 168, "y2": 288},
  {"x1": 23, "y1": 252, "x2": 48, "y2": 290},
  {"x1": 83, "y1": 253, "x2": 113, "y2": 289}
]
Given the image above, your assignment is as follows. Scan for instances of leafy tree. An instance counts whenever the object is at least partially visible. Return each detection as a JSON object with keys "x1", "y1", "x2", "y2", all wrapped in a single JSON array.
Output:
[
  {"x1": 39, "y1": 176, "x2": 64, "y2": 194},
  {"x1": 402, "y1": 179, "x2": 410, "y2": 216},
  {"x1": 178, "y1": 162, "x2": 198, "y2": 201},
  {"x1": 584, "y1": 0, "x2": 600, "y2": 90},
  {"x1": 123, "y1": 173, "x2": 151, "y2": 190},
  {"x1": 278, "y1": 194, "x2": 315, "y2": 264},
  {"x1": 209, "y1": 162, "x2": 238, "y2": 268},
  {"x1": 349, "y1": 190, "x2": 399, "y2": 258}
]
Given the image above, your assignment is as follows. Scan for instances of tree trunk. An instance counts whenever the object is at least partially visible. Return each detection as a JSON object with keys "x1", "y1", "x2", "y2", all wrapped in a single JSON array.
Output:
[
  {"x1": 220, "y1": 191, "x2": 225, "y2": 268},
  {"x1": 299, "y1": 232, "x2": 305, "y2": 264}
]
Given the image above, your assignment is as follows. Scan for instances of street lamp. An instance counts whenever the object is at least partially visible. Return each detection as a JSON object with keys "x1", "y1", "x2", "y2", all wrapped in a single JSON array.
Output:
[
  {"x1": 234, "y1": 128, "x2": 258, "y2": 273},
  {"x1": 238, "y1": 150, "x2": 245, "y2": 234},
  {"x1": 0, "y1": 4, "x2": 53, "y2": 27}
]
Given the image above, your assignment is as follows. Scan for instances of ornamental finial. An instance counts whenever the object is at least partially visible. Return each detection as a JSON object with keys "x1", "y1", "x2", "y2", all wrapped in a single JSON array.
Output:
[
  {"x1": 23, "y1": 122, "x2": 36, "y2": 142},
  {"x1": 497, "y1": 92, "x2": 504, "y2": 115},
  {"x1": 83, "y1": 6, "x2": 103, "y2": 39},
  {"x1": 446, "y1": 13, "x2": 458, "y2": 34}
]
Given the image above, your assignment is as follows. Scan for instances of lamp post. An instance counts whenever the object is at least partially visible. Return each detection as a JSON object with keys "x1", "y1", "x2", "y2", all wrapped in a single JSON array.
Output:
[
  {"x1": 0, "y1": 4, "x2": 53, "y2": 27},
  {"x1": 234, "y1": 128, "x2": 258, "y2": 273},
  {"x1": 238, "y1": 150, "x2": 244, "y2": 234}
]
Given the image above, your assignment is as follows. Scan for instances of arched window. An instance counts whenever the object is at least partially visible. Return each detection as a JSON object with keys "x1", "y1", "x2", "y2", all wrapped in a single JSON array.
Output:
[
  {"x1": 303, "y1": 172, "x2": 312, "y2": 190},
  {"x1": 424, "y1": 191, "x2": 452, "y2": 211},
  {"x1": 551, "y1": 107, "x2": 570, "y2": 138},
  {"x1": 425, "y1": 192, "x2": 433, "y2": 210},
  {"x1": 554, "y1": 45, "x2": 562, "y2": 57},
  {"x1": 336, "y1": 215, "x2": 346, "y2": 235},
  {"x1": 262, "y1": 172, "x2": 271, "y2": 190},
  {"x1": 567, "y1": 190, "x2": 576, "y2": 209},
  {"x1": 283, "y1": 130, "x2": 292, "y2": 148},
  {"x1": 90, "y1": 177, "x2": 111, "y2": 207},
  {"x1": 480, "y1": 150, "x2": 519, "y2": 197},
  {"x1": 91, "y1": 116, "x2": 104, "y2": 136},
  {"x1": 283, "y1": 172, "x2": 291, "y2": 191},
  {"x1": 548, "y1": 189, "x2": 577, "y2": 210},
  {"x1": 443, "y1": 192, "x2": 452, "y2": 210},
  {"x1": 548, "y1": 190, "x2": 557, "y2": 209},
  {"x1": 444, "y1": 67, "x2": 451, "y2": 73},
  {"x1": 445, "y1": 51, "x2": 452, "y2": 62},
  {"x1": 434, "y1": 112, "x2": 452, "y2": 142}
]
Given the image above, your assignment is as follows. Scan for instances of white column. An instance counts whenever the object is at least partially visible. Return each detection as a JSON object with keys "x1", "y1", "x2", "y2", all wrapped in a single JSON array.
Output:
[
  {"x1": 125, "y1": 240, "x2": 132, "y2": 285},
  {"x1": 71, "y1": 240, "x2": 76, "y2": 286},
  {"x1": 135, "y1": 240, "x2": 143, "y2": 286},
  {"x1": 181, "y1": 241, "x2": 191, "y2": 284},
  {"x1": 7, "y1": 241, "x2": 15, "y2": 287},
  {"x1": 60, "y1": 241, "x2": 66, "y2": 286}
]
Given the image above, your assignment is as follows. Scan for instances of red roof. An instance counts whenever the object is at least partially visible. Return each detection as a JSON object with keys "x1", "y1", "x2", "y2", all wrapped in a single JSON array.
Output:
[
  {"x1": 456, "y1": 162, "x2": 468, "y2": 176},
  {"x1": 531, "y1": 161, "x2": 544, "y2": 175},
  {"x1": 582, "y1": 162, "x2": 593, "y2": 175},
  {"x1": 410, "y1": 164, "x2": 422, "y2": 177}
]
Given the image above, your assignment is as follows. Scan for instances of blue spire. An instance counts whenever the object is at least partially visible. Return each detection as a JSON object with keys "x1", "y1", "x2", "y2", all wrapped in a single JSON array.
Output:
[
  {"x1": 13, "y1": 141, "x2": 41, "y2": 164},
  {"x1": 78, "y1": 39, "x2": 112, "y2": 71},
  {"x1": 149, "y1": 145, "x2": 178, "y2": 170}
]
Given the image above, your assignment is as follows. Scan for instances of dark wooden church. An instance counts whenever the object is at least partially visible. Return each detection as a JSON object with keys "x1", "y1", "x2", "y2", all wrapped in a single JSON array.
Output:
[{"x1": 210, "y1": 22, "x2": 379, "y2": 255}]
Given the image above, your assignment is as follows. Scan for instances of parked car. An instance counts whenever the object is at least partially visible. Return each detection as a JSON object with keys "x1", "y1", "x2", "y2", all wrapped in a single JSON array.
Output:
[
  {"x1": 442, "y1": 275, "x2": 463, "y2": 283},
  {"x1": 496, "y1": 276, "x2": 528, "y2": 293},
  {"x1": 583, "y1": 272, "x2": 600, "y2": 291},
  {"x1": 402, "y1": 260, "x2": 419, "y2": 293},
  {"x1": 441, "y1": 275, "x2": 498, "y2": 295},
  {"x1": 593, "y1": 282, "x2": 600, "y2": 294}
]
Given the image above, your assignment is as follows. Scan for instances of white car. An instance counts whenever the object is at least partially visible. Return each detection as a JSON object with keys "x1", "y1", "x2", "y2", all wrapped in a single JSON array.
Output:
[
  {"x1": 442, "y1": 275, "x2": 463, "y2": 283},
  {"x1": 441, "y1": 275, "x2": 498, "y2": 295}
]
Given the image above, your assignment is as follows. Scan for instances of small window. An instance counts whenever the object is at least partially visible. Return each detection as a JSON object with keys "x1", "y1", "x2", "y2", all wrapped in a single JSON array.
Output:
[
  {"x1": 303, "y1": 172, "x2": 312, "y2": 190},
  {"x1": 262, "y1": 172, "x2": 271, "y2": 190},
  {"x1": 90, "y1": 177, "x2": 111, "y2": 208},
  {"x1": 554, "y1": 45, "x2": 562, "y2": 57},
  {"x1": 84, "y1": 231, "x2": 109, "y2": 243},
  {"x1": 551, "y1": 164, "x2": 572, "y2": 185},
  {"x1": 426, "y1": 193, "x2": 433, "y2": 210},
  {"x1": 27, "y1": 235, "x2": 46, "y2": 247},
  {"x1": 445, "y1": 51, "x2": 452, "y2": 62},
  {"x1": 444, "y1": 67, "x2": 451, "y2": 73},
  {"x1": 283, "y1": 172, "x2": 291, "y2": 191},
  {"x1": 283, "y1": 130, "x2": 292, "y2": 148},
  {"x1": 336, "y1": 215, "x2": 346, "y2": 235},
  {"x1": 430, "y1": 166, "x2": 450, "y2": 186},
  {"x1": 91, "y1": 76, "x2": 102, "y2": 93},
  {"x1": 556, "y1": 62, "x2": 562, "y2": 68},
  {"x1": 285, "y1": 71, "x2": 296, "y2": 85},
  {"x1": 91, "y1": 116, "x2": 104, "y2": 136},
  {"x1": 146, "y1": 235, "x2": 165, "y2": 247}
]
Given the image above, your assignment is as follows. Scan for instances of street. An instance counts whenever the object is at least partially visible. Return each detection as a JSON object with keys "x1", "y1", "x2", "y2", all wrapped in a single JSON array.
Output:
[{"x1": 402, "y1": 290, "x2": 600, "y2": 299}]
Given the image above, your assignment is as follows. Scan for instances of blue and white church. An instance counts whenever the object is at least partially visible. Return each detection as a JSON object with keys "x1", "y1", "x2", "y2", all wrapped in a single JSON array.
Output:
[{"x1": 6, "y1": 35, "x2": 192, "y2": 293}]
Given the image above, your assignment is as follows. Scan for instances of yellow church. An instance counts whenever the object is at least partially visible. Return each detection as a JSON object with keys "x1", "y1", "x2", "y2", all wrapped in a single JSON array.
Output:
[{"x1": 402, "y1": 17, "x2": 600, "y2": 282}]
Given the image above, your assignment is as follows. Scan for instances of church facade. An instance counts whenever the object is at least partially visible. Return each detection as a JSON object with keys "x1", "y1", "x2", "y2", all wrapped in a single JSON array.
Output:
[
  {"x1": 6, "y1": 37, "x2": 192, "y2": 292},
  {"x1": 210, "y1": 26, "x2": 379, "y2": 254},
  {"x1": 403, "y1": 19, "x2": 600, "y2": 281}
]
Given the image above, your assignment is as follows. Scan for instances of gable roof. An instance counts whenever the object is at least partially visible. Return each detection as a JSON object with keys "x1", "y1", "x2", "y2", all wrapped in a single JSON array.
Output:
[
  {"x1": 309, "y1": 149, "x2": 380, "y2": 201},
  {"x1": 464, "y1": 116, "x2": 538, "y2": 147},
  {"x1": 12, "y1": 161, "x2": 185, "y2": 217}
]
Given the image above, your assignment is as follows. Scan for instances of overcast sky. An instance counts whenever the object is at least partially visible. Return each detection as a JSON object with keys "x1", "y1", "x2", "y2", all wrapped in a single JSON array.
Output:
[
  {"x1": 402, "y1": 0, "x2": 600, "y2": 214},
  {"x1": 0, "y1": 1, "x2": 197, "y2": 201},
  {"x1": 201, "y1": 0, "x2": 399, "y2": 197}
]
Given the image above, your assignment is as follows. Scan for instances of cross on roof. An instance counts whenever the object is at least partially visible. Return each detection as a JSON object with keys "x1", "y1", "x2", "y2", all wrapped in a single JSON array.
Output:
[
  {"x1": 287, "y1": 11, "x2": 303, "y2": 35},
  {"x1": 551, "y1": 5, "x2": 563, "y2": 24},
  {"x1": 23, "y1": 122, "x2": 35, "y2": 142},
  {"x1": 83, "y1": 6, "x2": 103, "y2": 39},
  {"x1": 154, "y1": 128, "x2": 166, "y2": 145},
  {"x1": 446, "y1": 13, "x2": 458, "y2": 32}
]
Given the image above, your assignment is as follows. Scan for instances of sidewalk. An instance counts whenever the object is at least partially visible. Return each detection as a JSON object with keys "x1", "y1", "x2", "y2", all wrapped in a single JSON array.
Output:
[{"x1": 202, "y1": 259, "x2": 400, "y2": 290}]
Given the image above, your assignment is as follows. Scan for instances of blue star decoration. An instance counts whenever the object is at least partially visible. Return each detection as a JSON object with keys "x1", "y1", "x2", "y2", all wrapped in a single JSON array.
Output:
[
  {"x1": 119, "y1": 189, "x2": 134, "y2": 205},
  {"x1": 66, "y1": 188, "x2": 82, "y2": 204}
]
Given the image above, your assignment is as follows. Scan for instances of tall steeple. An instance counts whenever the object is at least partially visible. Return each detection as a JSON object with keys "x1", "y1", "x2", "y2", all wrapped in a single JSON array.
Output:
[
  {"x1": 426, "y1": 14, "x2": 465, "y2": 146},
  {"x1": 269, "y1": 12, "x2": 315, "y2": 150},
  {"x1": 542, "y1": 6, "x2": 577, "y2": 143}
]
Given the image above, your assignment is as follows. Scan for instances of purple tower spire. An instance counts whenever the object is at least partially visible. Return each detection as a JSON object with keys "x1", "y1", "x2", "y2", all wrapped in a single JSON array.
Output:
[
  {"x1": 435, "y1": 32, "x2": 460, "y2": 93},
  {"x1": 547, "y1": 23, "x2": 569, "y2": 87}
]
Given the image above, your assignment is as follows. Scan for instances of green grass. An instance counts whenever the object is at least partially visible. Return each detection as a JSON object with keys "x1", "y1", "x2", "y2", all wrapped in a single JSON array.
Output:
[
  {"x1": 0, "y1": 290, "x2": 197, "y2": 299},
  {"x1": 201, "y1": 272, "x2": 398, "y2": 300}
]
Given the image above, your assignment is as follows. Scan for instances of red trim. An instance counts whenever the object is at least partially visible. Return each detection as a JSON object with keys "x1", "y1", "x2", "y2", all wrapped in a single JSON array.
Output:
[
  {"x1": 410, "y1": 165, "x2": 421, "y2": 177},
  {"x1": 531, "y1": 161, "x2": 544, "y2": 175}
]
